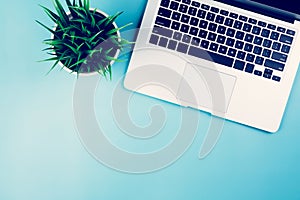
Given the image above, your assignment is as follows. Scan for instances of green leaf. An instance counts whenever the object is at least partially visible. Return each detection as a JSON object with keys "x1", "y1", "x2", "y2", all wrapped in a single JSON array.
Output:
[
  {"x1": 105, "y1": 12, "x2": 123, "y2": 26},
  {"x1": 36, "y1": 20, "x2": 58, "y2": 36},
  {"x1": 83, "y1": 0, "x2": 90, "y2": 11},
  {"x1": 64, "y1": 43, "x2": 79, "y2": 54},
  {"x1": 53, "y1": 0, "x2": 69, "y2": 26},
  {"x1": 46, "y1": 59, "x2": 60, "y2": 75},
  {"x1": 78, "y1": 0, "x2": 83, "y2": 7},
  {"x1": 39, "y1": 4, "x2": 59, "y2": 22}
]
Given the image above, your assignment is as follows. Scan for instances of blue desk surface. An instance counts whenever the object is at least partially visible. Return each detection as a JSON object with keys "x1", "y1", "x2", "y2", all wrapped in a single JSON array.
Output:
[{"x1": 1, "y1": 0, "x2": 300, "y2": 199}]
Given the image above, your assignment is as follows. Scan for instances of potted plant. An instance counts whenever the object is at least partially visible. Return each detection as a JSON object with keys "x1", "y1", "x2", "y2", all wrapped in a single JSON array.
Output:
[{"x1": 37, "y1": 0, "x2": 131, "y2": 79}]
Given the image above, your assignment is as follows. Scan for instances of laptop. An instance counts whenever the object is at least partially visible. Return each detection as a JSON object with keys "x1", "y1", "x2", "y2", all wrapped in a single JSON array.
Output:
[{"x1": 124, "y1": 0, "x2": 300, "y2": 132}]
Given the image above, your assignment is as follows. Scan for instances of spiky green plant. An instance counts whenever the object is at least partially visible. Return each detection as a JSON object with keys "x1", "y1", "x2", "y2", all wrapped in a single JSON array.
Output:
[{"x1": 37, "y1": 0, "x2": 131, "y2": 78}]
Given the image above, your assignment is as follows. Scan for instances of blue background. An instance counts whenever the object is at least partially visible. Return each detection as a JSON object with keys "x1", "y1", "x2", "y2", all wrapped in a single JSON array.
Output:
[{"x1": 1, "y1": 0, "x2": 300, "y2": 199}]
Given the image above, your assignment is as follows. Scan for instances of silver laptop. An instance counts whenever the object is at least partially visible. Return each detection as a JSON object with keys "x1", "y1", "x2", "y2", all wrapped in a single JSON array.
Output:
[{"x1": 124, "y1": 0, "x2": 300, "y2": 132}]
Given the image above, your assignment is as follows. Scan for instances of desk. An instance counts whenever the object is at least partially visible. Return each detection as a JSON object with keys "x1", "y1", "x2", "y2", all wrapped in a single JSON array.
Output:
[{"x1": 0, "y1": 0, "x2": 299, "y2": 199}]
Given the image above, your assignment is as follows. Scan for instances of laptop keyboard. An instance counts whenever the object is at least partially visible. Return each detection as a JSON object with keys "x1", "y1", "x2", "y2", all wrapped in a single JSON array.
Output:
[{"x1": 149, "y1": 0, "x2": 297, "y2": 82}]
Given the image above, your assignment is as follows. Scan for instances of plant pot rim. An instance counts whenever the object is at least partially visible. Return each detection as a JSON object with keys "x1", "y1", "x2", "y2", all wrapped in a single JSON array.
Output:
[{"x1": 51, "y1": 8, "x2": 121, "y2": 76}]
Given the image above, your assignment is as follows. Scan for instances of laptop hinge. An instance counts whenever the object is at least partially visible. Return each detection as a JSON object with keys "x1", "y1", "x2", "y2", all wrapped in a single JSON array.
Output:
[{"x1": 213, "y1": 0, "x2": 295, "y2": 24}]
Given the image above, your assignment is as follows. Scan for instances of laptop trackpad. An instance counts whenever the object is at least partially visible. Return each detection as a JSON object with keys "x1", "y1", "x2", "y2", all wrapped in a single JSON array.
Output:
[{"x1": 177, "y1": 63, "x2": 237, "y2": 114}]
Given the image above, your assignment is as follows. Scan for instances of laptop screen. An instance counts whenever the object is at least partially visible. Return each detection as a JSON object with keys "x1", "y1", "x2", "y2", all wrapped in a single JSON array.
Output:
[{"x1": 249, "y1": 0, "x2": 300, "y2": 15}]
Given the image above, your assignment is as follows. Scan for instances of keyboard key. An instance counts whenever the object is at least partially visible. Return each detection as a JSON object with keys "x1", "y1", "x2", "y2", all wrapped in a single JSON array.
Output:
[
  {"x1": 216, "y1": 15, "x2": 225, "y2": 24},
  {"x1": 158, "y1": 7, "x2": 172, "y2": 18},
  {"x1": 182, "y1": 0, "x2": 191, "y2": 5},
  {"x1": 172, "y1": 12, "x2": 181, "y2": 21},
  {"x1": 217, "y1": 35, "x2": 226, "y2": 44},
  {"x1": 179, "y1": 4, "x2": 188, "y2": 13},
  {"x1": 272, "y1": 76, "x2": 281, "y2": 82},
  {"x1": 253, "y1": 46, "x2": 262, "y2": 55},
  {"x1": 208, "y1": 23, "x2": 217, "y2": 31},
  {"x1": 261, "y1": 29, "x2": 270, "y2": 38},
  {"x1": 199, "y1": 29, "x2": 208, "y2": 38},
  {"x1": 226, "y1": 38, "x2": 235, "y2": 47},
  {"x1": 239, "y1": 15, "x2": 247, "y2": 22},
  {"x1": 287, "y1": 29, "x2": 296, "y2": 36},
  {"x1": 224, "y1": 18, "x2": 234, "y2": 27},
  {"x1": 228, "y1": 48, "x2": 237, "y2": 57},
  {"x1": 192, "y1": 1, "x2": 200, "y2": 7},
  {"x1": 208, "y1": 32, "x2": 217, "y2": 41},
  {"x1": 233, "y1": 21, "x2": 243, "y2": 29},
  {"x1": 200, "y1": 40, "x2": 210, "y2": 49},
  {"x1": 263, "y1": 73, "x2": 272, "y2": 79},
  {"x1": 160, "y1": 0, "x2": 170, "y2": 8},
  {"x1": 280, "y1": 34, "x2": 294, "y2": 44},
  {"x1": 181, "y1": 14, "x2": 190, "y2": 23},
  {"x1": 211, "y1": 7, "x2": 219, "y2": 13},
  {"x1": 246, "y1": 53, "x2": 255, "y2": 62},
  {"x1": 229, "y1": 13, "x2": 238, "y2": 19},
  {"x1": 159, "y1": 37, "x2": 168, "y2": 47},
  {"x1": 252, "y1": 26, "x2": 261, "y2": 35},
  {"x1": 244, "y1": 44, "x2": 253, "y2": 52},
  {"x1": 197, "y1": 10, "x2": 206, "y2": 19},
  {"x1": 272, "y1": 42, "x2": 281, "y2": 51},
  {"x1": 248, "y1": 18, "x2": 257, "y2": 24},
  {"x1": 206, "y1": 12, "x2": 216, "y2": 21},
  {"x1": 262, "y1": 49, "x2": 271, "y2": 58},
  {"x1": 264, "y1": 68, "x2": 273, "y2": 75},
  {"x1": 272, "y1": 52, "x2": 288, "y2": 62},
  {"x1": 277, "y1": 27, "x2": 286, "y2": 33},
  {"x1": 270, "y1": 32, "x2": 279, "y2": 40},
  {"x1": 170, "y1": 1, "x2": 179, "y2": 10},
  {"x1": 188, "y1": 7, "x2": 197, "y2": 16},
  {"x1": 191, "y1": 37, "x2": 201, "y2": 46},
  {"x1": 245, "y1": 34, "x2": 254, "y2": 43},
  {"x1": 254, "y1": 36, "x2": 263, "y2": 45},
  {"x1": 177, "y1": 42, "x2": 189, "y2": 53},
  {"x1": 168, "y1": 40, "x2": 178, "y2": 50},
  {"x1": 153, "y1": 26, "x2": 173, "y2": 37},
  {"x1": 149, "y1": 34, "x2": 159, "y2": 45},
  {"x1": 263, "y1": 39, "x2": 272, "y2": 48},
  {"x1": 155, "y1": 17, "x2": 171, "y2": 27},
  {"x1": 182, "y1": 34, "x2": 191, "y2": 43},
  {"x1": 189, "y1": 27, "x2": 199, "y2": 36},
  {"x1": 220, "y1": 10, "x2": 229, "y2": 16},
  {"x1": 188, "y1": 46, "x2": 234, "y2": 67},
  {"x1": 264, "y1": 59, "x2": 285, "y2": 71},
  {"x1": 218, "y1": 45, "x2": 228, "y2": 54},
  {"x1": 233, "y1": 60, "x2": 246, "y2": 71},
  {"x1": 254, "y1": 70, "x2": 262, "y2": 76},
  {"x1": 258, "y1": 21, "x2": 267, "y2": 27},
  {"x1": 201, "y1": 4, "x2": 210, "y2": 10},
  {"x1": 281, "y1": 45, "x2": 291, "y2": 54},
  {"x1": 235, "y1": 31, "x2": 244, "y2": 40},
  {"x1": 226, "y1": 28, "x2": 235, "y2": 37},
  {"x1": 180, "y1": 24, "x2": 190, "y2": 33},
  {"x1": 217, "y1": 26, "x2": 226, "y2": 34},
  {"x1": 237, "y1": 51, "x2": 246, "y2": 59},
  {"x1": 267, "y1": 24, "x2": 276, "y2": 30},
  {"x1": 245, "y1": 63, "x2": 255, "y2": 73},
  {"x1": 243, "y1": 23, "x2": 252, "y2": 32},
  {"x1": 199, "y1": 20, "x2": 208, "y2": 29},
  {"x1": 173, "y1": 32, "x2": 182, "y2": 41},
  {"x1": 209, "y1": 42, "x2": 219, "y2": 52},
  {"x1": 171, "y1": 21, "x2": 180, "y2": 30},
  {"x1": 263, "y1": 68, "x2": 273, "y2": 79},
  {"x1": 190, "y1": 17, "x2": 199, "y2": 26},
  {"x1": 235, "y1": 41, "x2": 244, "y2": 49},
  {"x1": 255, "y1": 56, "x2": 264, "y2": 65},
  {"x1": 234, "y1": 60, "x2": 245, "y2": 70}
]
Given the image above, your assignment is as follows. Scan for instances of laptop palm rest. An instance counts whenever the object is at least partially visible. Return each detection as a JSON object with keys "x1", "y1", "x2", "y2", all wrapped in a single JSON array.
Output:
[{"x1": 177, "y1": 62, "x2": 237, "y2": 114}]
